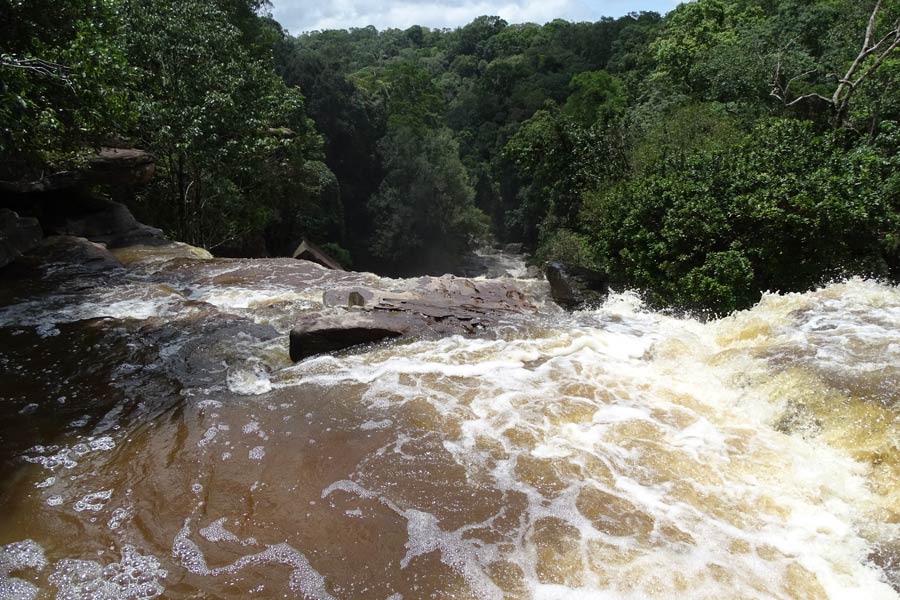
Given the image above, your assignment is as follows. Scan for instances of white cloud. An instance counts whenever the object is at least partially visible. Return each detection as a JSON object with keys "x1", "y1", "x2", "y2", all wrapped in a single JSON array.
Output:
[{"x1": 270, "y1": 0, "x2": 679, "y2": 34}]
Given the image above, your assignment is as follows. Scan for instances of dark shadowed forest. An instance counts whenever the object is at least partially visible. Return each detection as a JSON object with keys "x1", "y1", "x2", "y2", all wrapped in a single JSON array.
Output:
[{"x1": 3, "y1": 0, "x2": 899, "y2": 311}]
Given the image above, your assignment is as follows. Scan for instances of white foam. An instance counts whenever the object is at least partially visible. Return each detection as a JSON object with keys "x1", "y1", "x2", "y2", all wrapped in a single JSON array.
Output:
[
  {"x1": 48, "y1": 545, "x2": 166, "y2": 600},
  {"x1": 73, "y1": 489, "x2": 113, "y2": 512},
  {"x1": 173, "y1": 521, "x2": 334, "y2": 599},
  {"x1": 227, "y1": 364, "x2": 272, "y2": 396},
  {"x1": 199, "y1": 518, "x2": 256, "y2": 546},
  {"x1": 0, "y1": 539, "x2": 46, "y2": 600},
  {"x1": 291, "y1": 280, "x2": 900, "y2": 598}
]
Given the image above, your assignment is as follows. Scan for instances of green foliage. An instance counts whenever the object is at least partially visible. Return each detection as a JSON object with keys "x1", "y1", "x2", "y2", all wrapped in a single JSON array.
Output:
[
  {"x1": 121, "y1": 0, "x2": 333, "y2": 250},
  {"x1": 650, "y1": 0, "x2": 756, "y2": 91},
  {"x1": 503, "y1": 108, "x2": 627, "y2": 245},
  {"x1": 534, "y1": 228, "x2": 598, "y2": 270},
  {"x1": 563, "y1": 71, "x2": 626, "y2": 128},
  {"x1": 370, "y1": 125, "x2": 488, "y2": 273},
  {"x1": 0, "y1": 0, "x2": 132, "y2": 175},
  {"x1": 629, "y1": 102, "x2": 740, "y2": 174},
  {"x1": 583, "y1": 118, "x2": 899, "y2": 313}
]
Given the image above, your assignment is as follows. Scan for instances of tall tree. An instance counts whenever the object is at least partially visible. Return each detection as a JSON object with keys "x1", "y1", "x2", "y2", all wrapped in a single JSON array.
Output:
[
  {"x1": 0, "y1": 0, "x2": 131, "y2": 177},
  {"x1": 369, "y1": 125, "x2": 487, "y2": 274},
  {"x1": 121, "y1": 0, "x2": 333, "y2": 251}
]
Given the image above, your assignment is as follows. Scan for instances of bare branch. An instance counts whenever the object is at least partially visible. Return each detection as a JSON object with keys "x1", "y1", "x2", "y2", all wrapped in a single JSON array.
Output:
[
  {"x1": 864, "y1": 0, "x2": 883, "y2": 49},
  {"x1": 783, "y1": 93, "x2": 832, "y2": 107},
  {"x1": 0, "y1": 56, "x2": 72, "y2": 85},
  {"x1": 832, "y1": 0, "x2": 894, "y2": 107}
]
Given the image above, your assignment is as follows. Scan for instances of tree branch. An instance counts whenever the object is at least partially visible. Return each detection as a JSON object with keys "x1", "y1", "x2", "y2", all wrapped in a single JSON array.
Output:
[{"x1": 0, "y1": 55, "x2": 73, "y2": 86}]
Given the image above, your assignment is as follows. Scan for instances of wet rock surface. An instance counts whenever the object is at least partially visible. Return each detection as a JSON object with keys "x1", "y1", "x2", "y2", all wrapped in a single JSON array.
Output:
[
  {"x1": 2, "y1": 235, "x2": 548, "y2": 372},
  {"x1": 290, "y1": 276, "x2": 539, "y2": 361},
  {"x1": 27, "y1": 236, "x2": 123, "y2": 270},
  {"x1": 544, "y1": 261, "x2": 610, "y2": 309},
  {"x1": 2, "y1": 226, "x2": 900, "y2": 599}
]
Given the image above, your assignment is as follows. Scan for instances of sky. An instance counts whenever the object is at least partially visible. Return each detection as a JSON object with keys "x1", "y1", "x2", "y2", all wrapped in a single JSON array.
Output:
[{"x1": 270, "y1": 0, "x2": 682, "y2": 34}]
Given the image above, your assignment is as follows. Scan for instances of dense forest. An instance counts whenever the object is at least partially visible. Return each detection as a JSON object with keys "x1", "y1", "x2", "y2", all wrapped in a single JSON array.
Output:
[{"x1": 2, "y1": 0, "x2": 899, "y2": 311}]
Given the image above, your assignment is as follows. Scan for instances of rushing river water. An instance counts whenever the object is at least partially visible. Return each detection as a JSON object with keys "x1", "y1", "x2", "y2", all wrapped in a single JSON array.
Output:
[{"x1": 1, "y1": 246, "x2": 899, "y2": 599}]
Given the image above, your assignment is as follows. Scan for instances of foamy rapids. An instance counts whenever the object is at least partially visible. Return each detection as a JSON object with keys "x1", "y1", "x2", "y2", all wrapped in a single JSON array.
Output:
[{"x1": 1, "y1": 267, "x2": 899, "y2": 599}]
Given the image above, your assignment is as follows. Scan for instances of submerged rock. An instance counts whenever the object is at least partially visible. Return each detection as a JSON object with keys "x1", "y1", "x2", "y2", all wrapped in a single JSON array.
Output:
[
  {"x1": 544, "y1": 261, "x2": 609, "y2": 310},
  {"x1": 322, "y1": 288, "x2": 375, "y2": 308},
  {"x1": 0, "y1": 209, "x2": 42, "y2": 269},
  {"x1": 111, "y1": 242, "x2": 213, "y2": 266}
]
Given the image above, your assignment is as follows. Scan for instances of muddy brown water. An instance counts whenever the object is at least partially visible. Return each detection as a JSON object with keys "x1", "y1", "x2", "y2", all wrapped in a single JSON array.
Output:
[{"x1": 1, "y1": 249, "x2": 899, "y2": 599}]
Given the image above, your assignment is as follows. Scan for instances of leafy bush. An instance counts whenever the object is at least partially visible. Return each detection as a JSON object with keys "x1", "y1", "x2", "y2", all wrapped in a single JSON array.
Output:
[
  {"x1": 583, "y1": 118, "x2": 900, "y2": 313},
  {"x1": 534, "y1": 228, "x2": 599, "y2": 270}
]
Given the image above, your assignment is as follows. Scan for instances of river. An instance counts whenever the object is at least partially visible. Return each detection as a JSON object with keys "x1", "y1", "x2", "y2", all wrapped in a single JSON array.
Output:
[{"x1": 0, "y1": 244, "x2": 898, "y2": 599}]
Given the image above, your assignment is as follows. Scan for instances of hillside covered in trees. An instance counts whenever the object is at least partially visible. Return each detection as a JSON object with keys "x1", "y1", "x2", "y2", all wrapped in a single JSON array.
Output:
[{"x1": 2, "y1": 0, "x2": 899, "y2": 312}]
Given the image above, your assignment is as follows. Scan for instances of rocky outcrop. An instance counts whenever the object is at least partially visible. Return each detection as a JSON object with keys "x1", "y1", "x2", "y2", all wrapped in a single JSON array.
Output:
[
  {"x1": 289, "y1": 275, "x2": 537, "y2": 361},
  {"x1": 0, "y1": 148, "x2": 154, "y2": 194},
  {"x1": 544, "y1": 261, "x2": 609, "y2": 310},
  {"x1": 85, "y1": 147, "x2": 155, "y2": 188},
  {"x1": 0, "y1": 147, "x2": 164, "y2": 251},
  {"x1": 25, "y1": 236, "x2": 123, "y2": 271},
  {"x1": 0, "y1": 210, "x2": 42, "y2": 269},
  {"x1": 42, "y1": 197, "x2": 166, "y2": 248}
]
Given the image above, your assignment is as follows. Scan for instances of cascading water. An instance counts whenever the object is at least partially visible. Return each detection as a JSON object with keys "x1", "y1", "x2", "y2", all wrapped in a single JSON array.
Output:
[{"x1": 1, "y1": 246, "x2": 898, "y2": 599}]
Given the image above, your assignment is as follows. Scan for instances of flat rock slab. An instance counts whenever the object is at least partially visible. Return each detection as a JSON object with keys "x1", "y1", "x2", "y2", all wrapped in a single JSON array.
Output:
[{"x1": 290, "y1": 275, "x2": 537, "y2": 361}]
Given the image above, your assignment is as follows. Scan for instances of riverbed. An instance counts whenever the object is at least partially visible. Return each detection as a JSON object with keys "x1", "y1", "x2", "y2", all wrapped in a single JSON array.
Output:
[{"x1": 1, "y1": 245, "x2": 898, "y2": 599}]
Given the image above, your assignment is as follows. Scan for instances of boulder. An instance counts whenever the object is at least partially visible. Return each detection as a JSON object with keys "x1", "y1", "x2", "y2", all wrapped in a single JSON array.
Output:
[
  {"x1": 289, "y1": 275, "x2": 536, "y2": 361},
  {"x1": 544, "y1": 261, "x2": 609, "y2": 310},
  {"x1": 85, "y1": 147, "x2": 155, "y2": 188},
  {"x1": 292, "y1": 239, "x2": 344, "y2": 270},
  {"x1": 503, "y1": 243, "x2": 524, "y2": 254},
  {"x1": 0, "y1": 147, "x2": 154, "y2": 194},
  {"x1": 289, "y1": 312, "x2": 413, "y2": 361},
  {"x1": 0, "y1": 209, "x2": 42, "y2": 269},
  {"x1": 322, "y1": 287, "x2": 375, "y2": 308},
  {"x1": 39, "y1": 197, "x2": 166, "y2": 248},
  {"x1": 25, "y1": 236, "x2": 122, "y2": 270},
  {"x1": 0, "y1": 147, "x2": 165, "y2": 250}
]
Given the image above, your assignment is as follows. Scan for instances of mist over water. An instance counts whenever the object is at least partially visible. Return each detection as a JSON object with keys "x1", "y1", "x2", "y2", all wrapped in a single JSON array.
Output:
[{"x1": 1, "y1": 250, "x2": 899, "y2": 599}]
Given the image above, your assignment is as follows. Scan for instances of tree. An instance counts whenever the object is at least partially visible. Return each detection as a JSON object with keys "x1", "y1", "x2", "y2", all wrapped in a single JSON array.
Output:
[
  {"x1": 770, "y1": 0, "x2": 900, "y2": 126},
  {"x1": 650, "y1": 0, "x2": 757, "y2": 93},
  {"x1": 563, "y1": 70, "x2": 626, "y2": 128},
  {"x1": 369, "y1": 125, "x2": 487, "y2": 274},
  {"x1": 582, "y1": 118, "x2": 899, "y2": 313},
  {"x1": 0, "y1": 0, "x2": 132, "y2": 177},
  {"x1": 503, "y1": 108, "x2": 626, "y2": 246},
  {"x1": 121, "y1": 0, "x2": 333, "y2": 251},
  {"x1": 274, "y1": 34, "x2": 387, "y2": 261}
]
